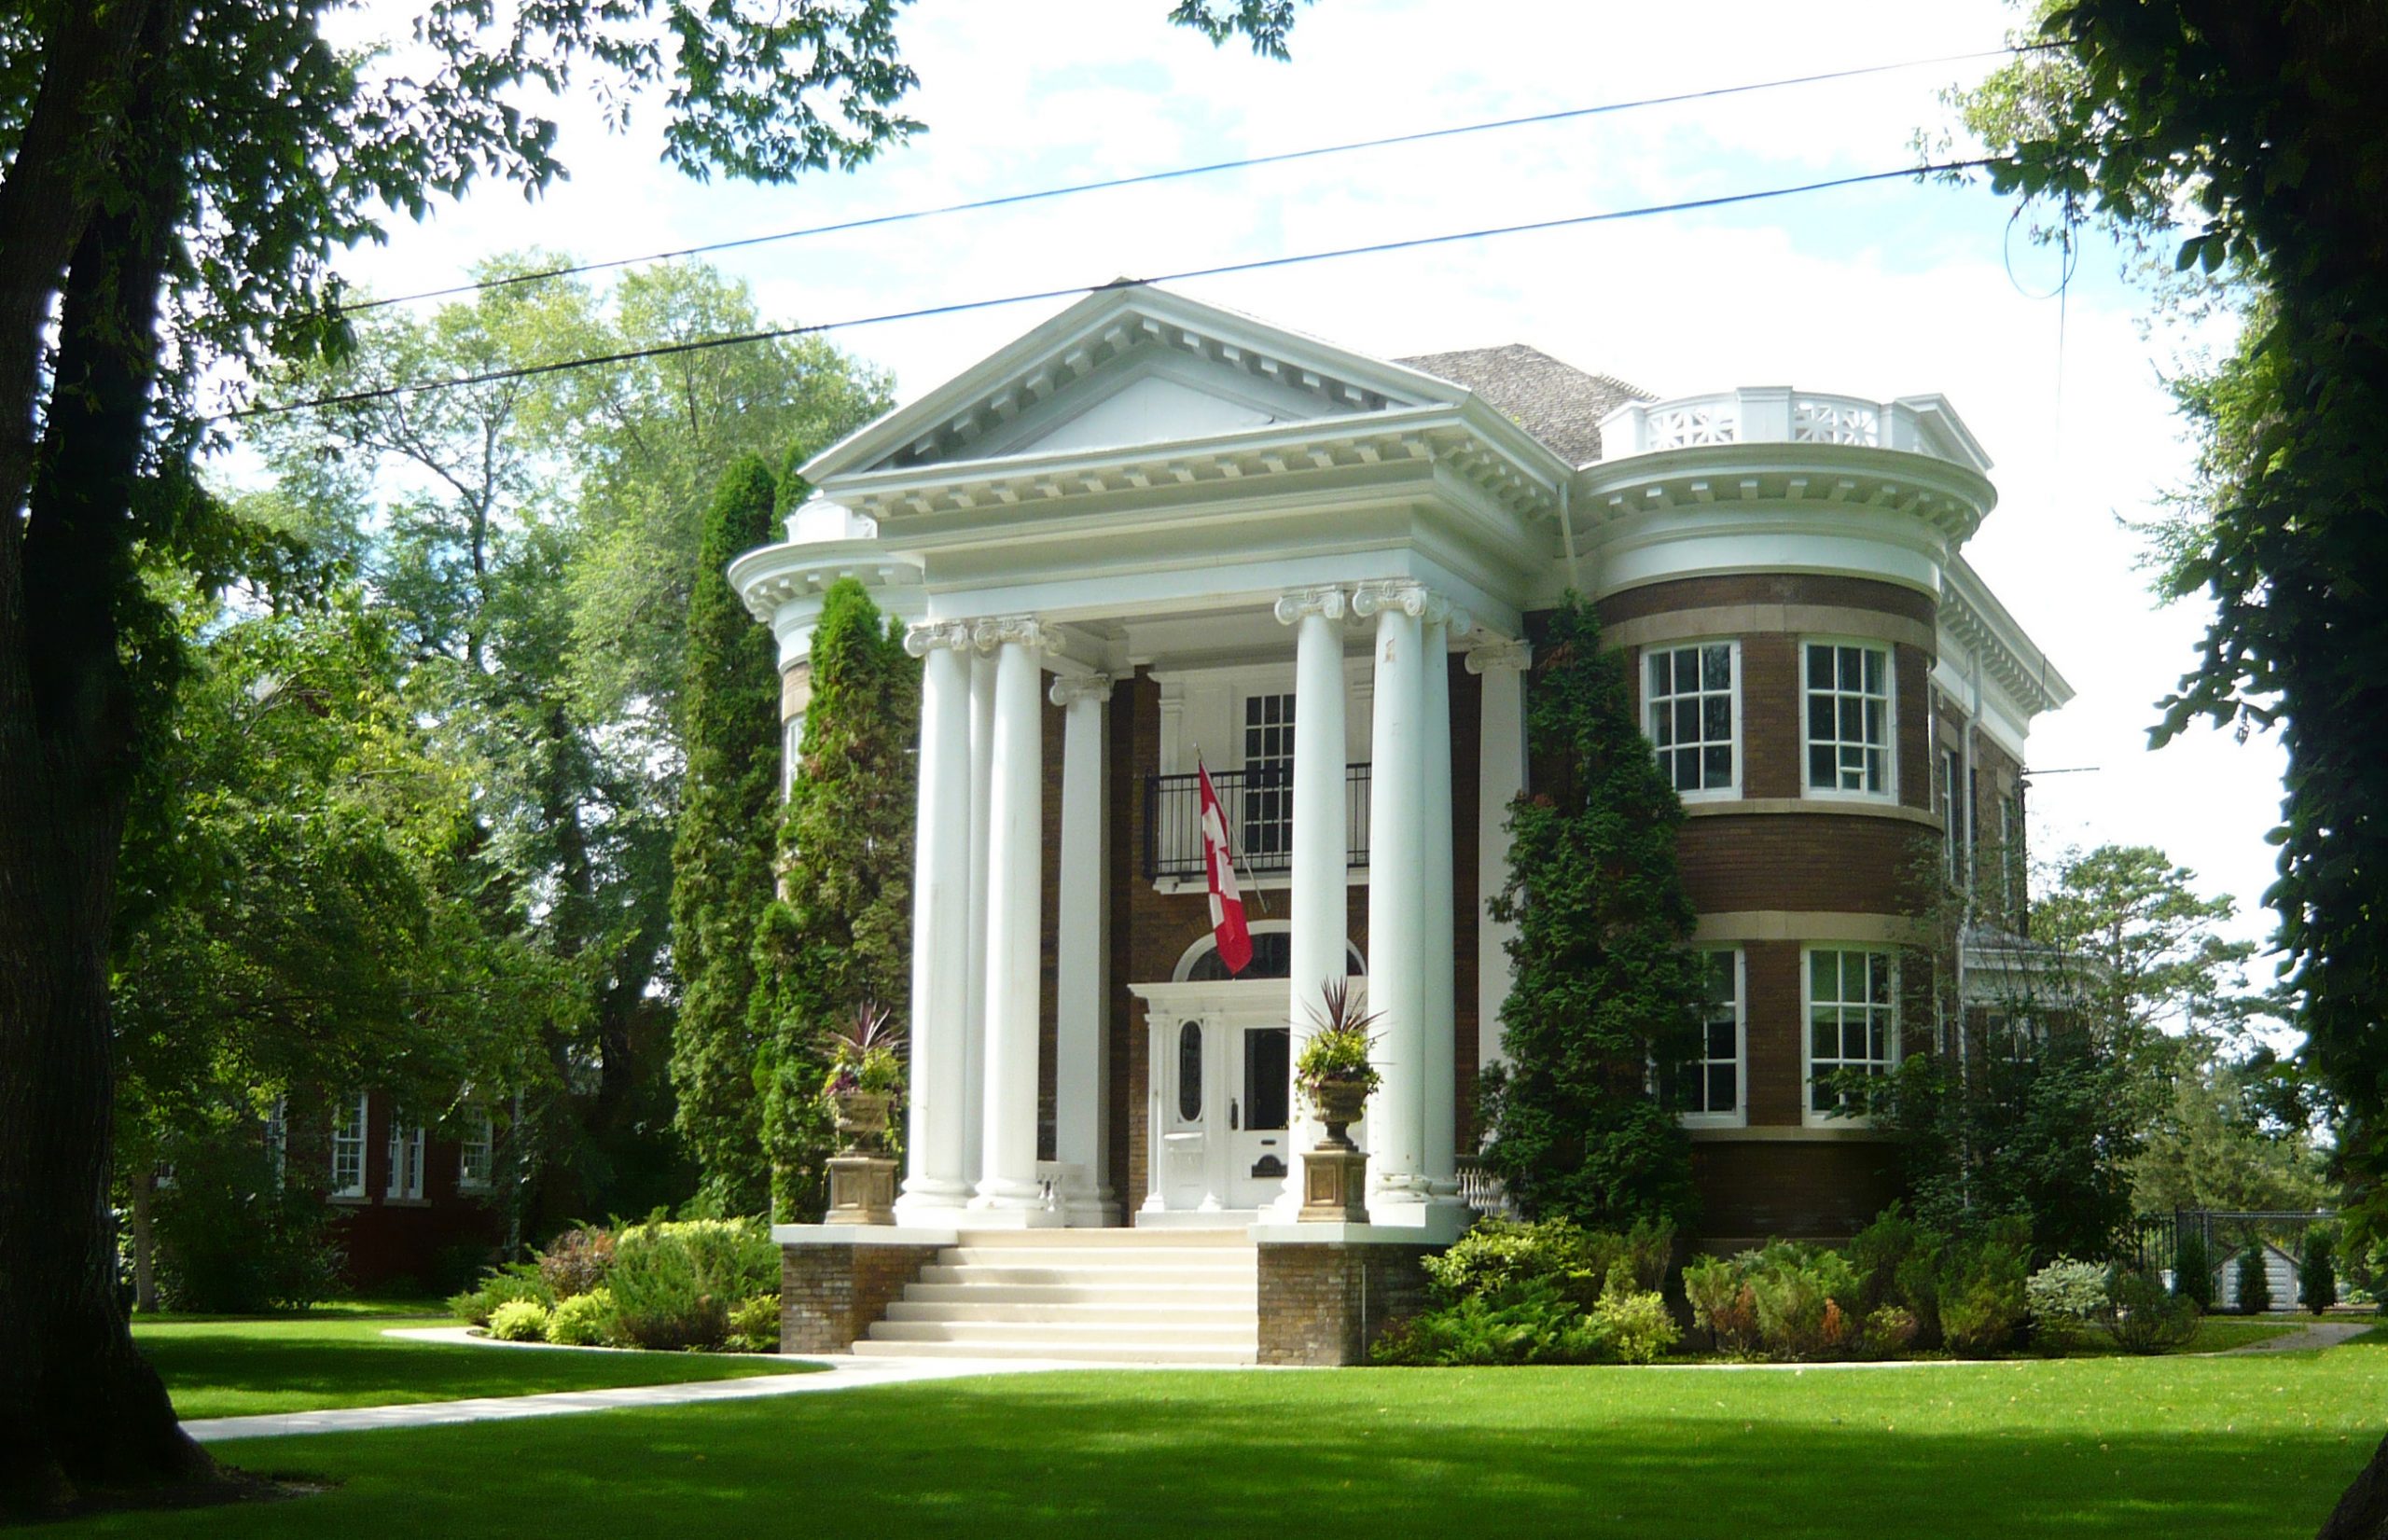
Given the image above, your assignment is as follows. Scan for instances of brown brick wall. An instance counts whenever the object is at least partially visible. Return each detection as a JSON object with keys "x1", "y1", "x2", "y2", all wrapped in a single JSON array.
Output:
[
  {"x1": 1676, "y1": 813, "x2": 1936, "y2": 917},
  {"x1": 1597, "y1": 573, "x2": 1937, "y2": 631},
  {"x1": 1688, "y1": 1139, "x2": 1903, "y2": 1244},
  {"x1": 779, "y1": 1242, "x2": 941, "y2": 1353},
  {"x1": 1256, "y1": 1241, "x2": 1437, "y2": 1365}
]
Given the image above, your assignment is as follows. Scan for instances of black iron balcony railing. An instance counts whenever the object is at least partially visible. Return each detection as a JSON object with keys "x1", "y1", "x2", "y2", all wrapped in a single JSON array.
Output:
[{"x1": 1144, "y1": 763, "x2": 1372, "y2": 881}]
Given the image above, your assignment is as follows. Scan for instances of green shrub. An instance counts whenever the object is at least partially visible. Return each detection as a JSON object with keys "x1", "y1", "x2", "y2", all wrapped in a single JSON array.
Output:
[
  {"x1": 1582, "y1": 1218, "x2": 1676, "y2": 1296},
  {"x1": 1587, "y1": 1261, "x2": 1679, "y2": 1364},
  {"x1": 1846, "y1": 1204, "x2": 1923, "y2": 1315},
  {"x1": 1373, "y1": 1281, "x2": 1611, "y2": 1366},
  {"x1": 1423, "y1": 1217, "x2": 1600, "y2": 1310},
  {"x1": 1854, "y1": 1305, "x2": 1919, "y2": 1360},
  {"x1": 1742, "y1": 1242, "x2": 1859, "y2": 1360},
  {"x1": 2105, "y1": 1267, "x2": 2200, "y2": 1353},
  {"x1": 2025, "y1": 1258, "x2": 2112, "y2": 1352},
  {"x1": 2173, "y1": 1226, "x2": 2215, "y2": 1311},
  {"x1": 2299, "y1": 1230, "x2": 2337, "y2": 1315},
  {"x1": 546, "y1": 1287, "x2": 618, "y2": 1347},
  {"x1": 447, "y1": 1264, "x2": 552, "y2": 1327},
  {"x1": 608, "y1": 1216, "x2": 780, "y2": 1351},
  {"x1": 536, "y1": 1226, "x2": 616, "y2": 1300},
  {"x1": 1937, "y1": 1228, "x2": 2030, "y2": 1356},
  {"x1": 2235, "y1": 1245, "x2": 2273, "y2": 1314},
  {"x1": 489, "y1": 1299, "x2": 552, "y2": 1341},
  {"x1": 727, "y1": 1294, "x2": 781, "y2": 1353},
  {"x1": 1682, "y1": 1255, "x2": 1758, "y2": 1353},
  {"x1": 149, "y1": 1124, "x2": 341, "y2": 1313}
]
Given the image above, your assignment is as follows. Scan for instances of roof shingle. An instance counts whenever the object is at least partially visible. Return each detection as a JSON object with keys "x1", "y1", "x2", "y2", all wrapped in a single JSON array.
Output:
[{"x1": 1395, "y1": 343, "x2": 1650, "y2": 465}]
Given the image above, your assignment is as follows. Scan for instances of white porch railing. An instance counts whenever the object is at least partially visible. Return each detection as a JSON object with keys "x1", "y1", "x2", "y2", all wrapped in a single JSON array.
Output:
[{"x1": 1599, "y1": 387, "x2": 1989, "y2": 471}]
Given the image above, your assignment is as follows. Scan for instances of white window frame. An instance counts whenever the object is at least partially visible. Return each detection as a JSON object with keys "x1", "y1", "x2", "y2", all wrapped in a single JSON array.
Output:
[
  {"x1": 458, "y1": 1103, "x2": 495, "y2": 1193},
  {"x1": 264, "y1": 1095, "x2": 287, "y2": 1188},
  {"x1": 384, "y1": 1117, "x2": 425, "y2": 1200},
  {"x1": 1801, "y1": 946, "x2": 1900, "y2": 1128},
  {"x1": 1644, "y1": 638, "x2": 1741, "y2": 801},
  {"x1": 1801, "y1": 639, "x2": 1896, "y2": 801},
  {"x1": 1937, "y1": 744, "x2": 1967, "y2": 885},
  {"x1": 330, "y1": 1091, "x2": 369, "y2": 1199},
  {"x1": 1681, "y1": 948, "x2": 1746, "y2": 1128}
]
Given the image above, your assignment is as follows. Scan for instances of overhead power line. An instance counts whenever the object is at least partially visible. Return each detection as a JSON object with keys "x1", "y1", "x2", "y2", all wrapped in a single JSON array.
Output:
[
  {"x1": 348, "y1": 42, "x2": 2054, "y2": 314},
  {"x1": 230, "y1": 154, "x2": 2014, "y2": 423}
]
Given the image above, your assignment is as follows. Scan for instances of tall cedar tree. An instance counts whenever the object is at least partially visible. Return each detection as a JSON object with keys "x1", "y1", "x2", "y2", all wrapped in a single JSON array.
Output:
[
  {"x1": 668, "y1": 455, "x2": 784, "y2": 1215},
  {"x1": 1479, "y1": 597, "x2": 1703, "y2": 1228},
  {"x1": 752, "y1": 572, "x2": 918, "y2": 1220}
]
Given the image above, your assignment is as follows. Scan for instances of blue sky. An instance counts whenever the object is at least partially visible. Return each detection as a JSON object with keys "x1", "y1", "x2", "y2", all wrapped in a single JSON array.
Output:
[{"x1": 312, "y1": 0, "x2": 2285, "y2": 963}]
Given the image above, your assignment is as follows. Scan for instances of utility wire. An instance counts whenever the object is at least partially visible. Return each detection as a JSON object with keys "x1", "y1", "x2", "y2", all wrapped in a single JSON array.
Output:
[
  {"x1": 346, "y1": 42, "x2": 2055, "y2": 315},
  {"x1": 231, "y1": 155, "x2": 2014, "y2": 423}
]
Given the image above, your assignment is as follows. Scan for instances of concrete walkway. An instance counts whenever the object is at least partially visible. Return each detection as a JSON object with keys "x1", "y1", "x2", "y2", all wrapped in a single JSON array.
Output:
[
  {"x1": 2214, "y1": 1319, "x2": 2373, "y2": 1354},
  {"x1": 183, "y1": 1338, "x2": 1077, "y2": 1445}
]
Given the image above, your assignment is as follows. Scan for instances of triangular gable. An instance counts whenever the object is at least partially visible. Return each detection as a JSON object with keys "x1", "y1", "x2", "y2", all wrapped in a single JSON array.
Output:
[{"x1": 801, "y1": 284, "x2": 1471, "y2": 482}]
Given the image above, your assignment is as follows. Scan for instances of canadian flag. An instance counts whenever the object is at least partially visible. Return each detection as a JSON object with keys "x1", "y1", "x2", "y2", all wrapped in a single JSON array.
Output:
[{"x1": 1197, "y1": 758, "x2": 1254, "y2": 976}]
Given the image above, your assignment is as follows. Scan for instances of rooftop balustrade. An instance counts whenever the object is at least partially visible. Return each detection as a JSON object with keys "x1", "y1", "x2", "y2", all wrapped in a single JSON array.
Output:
[{"x1": 1599, "y1": 387, "x2": 1991, "y2": 473}]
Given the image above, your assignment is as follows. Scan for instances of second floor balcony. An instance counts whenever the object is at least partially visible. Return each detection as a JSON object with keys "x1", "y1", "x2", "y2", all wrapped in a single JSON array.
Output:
[{"x1": 1144, "y1": 763, "x2": 1372, "y2": 882}]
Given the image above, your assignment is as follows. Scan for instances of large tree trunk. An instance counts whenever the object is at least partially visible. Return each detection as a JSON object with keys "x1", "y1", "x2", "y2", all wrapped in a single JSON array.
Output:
[
  {"x1": 0, "y1": 7, "x2": 212, "y2": 1516},
  {"x1": 2319, "y1": 1433, "x2": 2388, "y2": 1540}
]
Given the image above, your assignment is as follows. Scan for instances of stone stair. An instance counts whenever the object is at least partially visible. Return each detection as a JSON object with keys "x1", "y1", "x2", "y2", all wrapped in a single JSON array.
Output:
[{"x1": 849, "y1": 1228, "x2": 1258, "y2": 1365}]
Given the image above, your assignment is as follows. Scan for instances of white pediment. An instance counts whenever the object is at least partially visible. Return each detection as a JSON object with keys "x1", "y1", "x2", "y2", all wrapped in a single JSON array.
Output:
[{"x1": 800, "y1": 284, "x2": 1469, "y2": 482}]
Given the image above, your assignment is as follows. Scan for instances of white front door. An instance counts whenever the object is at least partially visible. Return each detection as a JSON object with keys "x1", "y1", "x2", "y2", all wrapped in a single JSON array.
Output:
[
  {"x1": 1228, "y1": 1022, "x2": 1292, "y2": 1208},
  {"x1": 1131, "y1": 980, "x2": 1299, "y2": 1217}
]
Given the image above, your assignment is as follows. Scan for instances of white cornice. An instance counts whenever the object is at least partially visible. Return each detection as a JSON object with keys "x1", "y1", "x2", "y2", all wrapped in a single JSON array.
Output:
[
  {"x1": 729, "y1": 538, "x2": 924, "y2": 624},
  {"x1": 1939, "y1": 555, "x2": 2074, "y2": 717}
]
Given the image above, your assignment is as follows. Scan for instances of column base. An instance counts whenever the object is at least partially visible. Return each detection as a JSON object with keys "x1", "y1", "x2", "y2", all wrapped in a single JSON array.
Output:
[
  {"x1": 953, "y1": 1204, "x2": 1067, "y2": 1229},
  {"x1": 1363, "y1": 1189, "x2": 1477, "y2": 1242},
  {"x1": 892, "y1": 1188, "x2": 974, "y2": 1228},
  {"x1": 825, "y1": 1155, "x2": 899, "y2": 1226}
]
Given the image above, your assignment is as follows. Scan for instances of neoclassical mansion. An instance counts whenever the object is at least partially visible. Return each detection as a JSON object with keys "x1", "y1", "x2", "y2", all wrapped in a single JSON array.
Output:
[{"x1": 736, "y1": 285, "x2": 2070, "y2": 1363}]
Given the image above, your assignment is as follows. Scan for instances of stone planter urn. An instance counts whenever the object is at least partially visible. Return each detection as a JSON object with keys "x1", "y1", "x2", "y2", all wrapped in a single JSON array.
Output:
[
  {"x1": 1301, "y1": 1077, "x2": 1370, "y2": 1224},
  {"x1": 826, "y1": 1089, "x2": 897, "y2": 1226},
  {"x1": 831, "y1": 1089, "x2": 893, "y2": 1155}
]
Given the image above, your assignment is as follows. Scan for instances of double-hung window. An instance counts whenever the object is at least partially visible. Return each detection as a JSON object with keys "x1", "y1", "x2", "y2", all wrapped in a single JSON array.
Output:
[
  {"x1": 458, "y1": 1103, "x2": 495, "y2": 1193},
  {"x1": 330, "y1": 1092, "x2": 369, "y2": 1198},
  {"x1": 1240, "y1": 691, "x2": 1297, "y2": 861},
  {"x1": 1805, "y1": 642, "x2": 1892, "y2": 796},
  {"x1": 1680, "y1": 950, "x2": 1744, "y2": 1126},
  {"x1": 1937, "y1": 746, "x2": 1967, "y2": 885},
  {"x1": 385, "y1": 1118, "x2": 425, "y2": 1200},
  {"x1": 1645, "y1": 641, "x2": 1737, "y2": 797},
  {"x1": 1807, "y1": 948, "x2": 1897, "y2": 1121}
]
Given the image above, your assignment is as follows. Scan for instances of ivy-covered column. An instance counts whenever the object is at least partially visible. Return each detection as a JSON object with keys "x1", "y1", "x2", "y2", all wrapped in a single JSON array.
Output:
[{"x1": 1465, "y1": 635, "x2": 1531, "y2": 1071}]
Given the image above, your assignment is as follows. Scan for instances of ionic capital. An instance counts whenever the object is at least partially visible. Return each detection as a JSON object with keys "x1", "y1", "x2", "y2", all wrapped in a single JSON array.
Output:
[
  {"x1": 1272, "y1": 585, "x2": 1347, "y2": 626},
  {"x1": 1048, "y1": 673, "x2": 1114, "y2": 708},
  {"x1": 903, "y1": 619, "x2": 976, "y2": 659},
  {"x1": 1351, "y1": 579, "x2": 1435, "y2": 620},
  {"x1": 971, "y1": 616, "x2": 1063, "y2": 656},
  {"x1": 1465, "y1": 634, "x2": 1534, "y2": 674}
]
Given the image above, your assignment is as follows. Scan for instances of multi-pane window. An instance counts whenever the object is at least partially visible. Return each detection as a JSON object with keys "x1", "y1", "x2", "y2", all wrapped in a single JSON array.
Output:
[
  {"x1": 1937, "y1": 747, "x2": 1967, "y2": 885},
  {"x1": 1805, "y1": 643, "x2": 1891, "y2": 795},
  {"x1": 1646, "y1": 642, "x2": 1736, "y2": 795},
  {"x1": 458, "y1": 1103, "x2": 495, "y2": 1192},
  {"x1": 1682, "y1": 950, "x2": 1742, "y2": 1123},
  {"x1": 1808, "y1": 949, "x2": 1897, "y2": 1117},
  {"x1": 1241, "y1": 692, "x2": 1296, "y2": 859},
  {"x1": 264, "y1": 1096, "x2": 287, "y2": 1188},
  {"x1": 386, "y1": 1119, "x2": 425, "y2": 1200},
  {"x1": 330, "y1": 1092, "x2": 368, "y2": 1198}
]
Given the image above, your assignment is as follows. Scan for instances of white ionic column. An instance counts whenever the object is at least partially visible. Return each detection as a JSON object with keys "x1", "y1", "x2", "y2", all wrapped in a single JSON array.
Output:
[
  {"x1": 1353, "y1": 580, "x2": 1429, "y2": 1208},
  {"x1": 1467, "y1": 636, "x2": 1531, "y2": 1073},
  {"x1": 962, "y1": 649, "x2": 995, "y2": 1187},
  {"x1": 896, "y1": 623, "x2": 975, "y2": 1217},
  {"x1": 1050, "y1": 673, "x2": 1114, "y2": 1226},
  {"x1": 1272, "y1": 585, "x2": 1348, "y2": 1215},
  {"x1": 974, "y1": 617, "x2": 1057, "y2": 1215},
  {"x1": 1422, "y1": 603, "x2": 1465, "y2": 1201}
]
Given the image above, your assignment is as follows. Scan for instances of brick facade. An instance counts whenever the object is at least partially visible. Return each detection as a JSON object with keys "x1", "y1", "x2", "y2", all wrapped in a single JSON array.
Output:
[
  {"x1": 779, "y1": 1241, "x2": 943, "y2": 1353},
  {"x1": 1256, "y1": 1239, "x2": 1437, "y2": 1365}
]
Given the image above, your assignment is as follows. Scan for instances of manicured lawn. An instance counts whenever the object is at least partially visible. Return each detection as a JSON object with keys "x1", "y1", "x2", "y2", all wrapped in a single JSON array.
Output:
[
  {"x1": 135, "y1": 1315, "x2": 815, "y2": 1421},
  {"x1": 73, "y1": 1337, "x2": 2388, "y2": 1538}
]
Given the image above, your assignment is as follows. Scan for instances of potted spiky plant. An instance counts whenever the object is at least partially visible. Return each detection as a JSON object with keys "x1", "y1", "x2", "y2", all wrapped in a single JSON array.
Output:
[
  {"x1": 823, "y1": 1000, "x2": 903, "y2": 1157},
  {"x1": 1295, "y1": 978, "x2": 1381, "y2": 1222}
]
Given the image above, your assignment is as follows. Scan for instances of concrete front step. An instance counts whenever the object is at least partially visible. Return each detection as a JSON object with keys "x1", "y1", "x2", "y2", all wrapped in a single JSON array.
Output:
[
  {"x1": 885, "y1": 1299, "x2": 1255, "y2": 1324},
  {"x1": 951, "y1": 1228, "x2": 1254, "y2": 1248},
  {"x1": 871, "y1": 1319, "x2": 1255, "y2": 1345},
  {"x1": 902, "y1": 1282, "x2": 1252, "y2": 1307},
  {"x1": 917, "y1": 1264, "x2": 1255, "y2": 1287},
  {"x1": 941, "y1": 1244, "x2": 1253, "y2": 1267},
  {"x1": 851, "y1": 1339, "x2": 1257, "y2": 1366}
]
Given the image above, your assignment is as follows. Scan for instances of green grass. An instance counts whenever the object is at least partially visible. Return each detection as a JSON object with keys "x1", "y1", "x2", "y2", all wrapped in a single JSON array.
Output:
[
  {"x1": 135, "y1": 1315, "x2": 815, "y2": 1421},
  {"x1": 68, "y1": 1335, "x2": 2388, "y2": 1538}
]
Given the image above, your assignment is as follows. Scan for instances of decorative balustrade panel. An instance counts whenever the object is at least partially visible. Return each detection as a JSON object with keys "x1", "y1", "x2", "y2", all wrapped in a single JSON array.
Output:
[
  {"x1": 1144, "y1": 763, "x2": 1372, "y2": 881},
  {"x1": 1789, "y1": 395, "x2": 1881, "y2": 446},
  {"x1": 1644, "y1": 400, "x2": 1738, "y2": 451}
]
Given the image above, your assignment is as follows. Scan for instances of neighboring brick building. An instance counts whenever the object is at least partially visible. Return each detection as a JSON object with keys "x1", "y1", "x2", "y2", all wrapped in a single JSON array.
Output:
[{"x1": 735, "y1": 284, "x2": 2069, "y2": 1358}]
